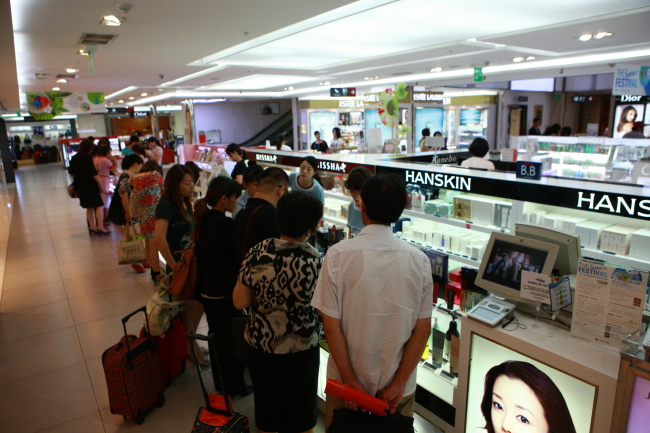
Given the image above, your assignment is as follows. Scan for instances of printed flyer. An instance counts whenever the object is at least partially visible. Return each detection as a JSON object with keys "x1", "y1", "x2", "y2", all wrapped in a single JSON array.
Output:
[{"x1": 571, "y1": 259, "x2": 648, "y2": 348}]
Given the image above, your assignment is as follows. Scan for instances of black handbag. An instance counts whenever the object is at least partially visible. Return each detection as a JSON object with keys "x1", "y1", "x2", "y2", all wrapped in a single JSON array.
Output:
[{"x1": 328, "y1": 409, "x2": 414, "y2": 433}]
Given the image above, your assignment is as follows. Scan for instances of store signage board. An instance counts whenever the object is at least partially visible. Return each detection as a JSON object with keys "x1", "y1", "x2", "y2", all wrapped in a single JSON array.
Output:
[
  {"x1": 338, "y1": 100, "x2": 365, "y2": 108},
  {"x1": 515, "y1": 161, "x2": 542, "y2": 180},
  {"x1": 473, "y1": 68, "x2": 483, "y2": 82},
  {"x1": 248, "y1": 150, "x2": 374, "y2": 175},
  {"x1": 612, "y1": 64, "x2": 650, "y2": 96},
  {"x1": 614, "y1": 95, "x2": 650, "y2": 103},
  {"x1": 330, "y1": 88, "x2": 356, "y2": 97},
  {"x1": 412, "y1": 92, "x2": 444, "y2": 102},
  {"x1": 378, "y1": 165, "x2": 650, "y2": 221},
  {"x1": 107, "y1": 107, "x2": 128, "y2": 114}
]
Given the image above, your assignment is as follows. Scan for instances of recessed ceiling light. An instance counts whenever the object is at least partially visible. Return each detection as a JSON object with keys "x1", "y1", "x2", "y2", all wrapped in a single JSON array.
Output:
[
  {"x1": 288, "y1": 86, "x2": 294, "y2": 90},
  {"x1": 526, "y1": 56, "x2": 535, "y2": 61},
  {"x1": 78, "y1": 50, "x2": 88, "y2": 56},
  {"x1": 56, "y1": 79, "x2": 67, "y2": 83},
  {"x1": 65, "y1": 68, "x2": 77, "y2": 73},
  {"x1": 118, "y1": 100, "x2": 124, "y2": 103},
  {"x1": 52, "y1": 87, "x2": 60, "y2": 91},
  {"x1": 128, "y1": 97, "x2": 135, "y2": 100},
  {"x1": 324, "y1": 81, "x2": 330, "y2": 85},
  {"x1": 579, "y1": 34, "x2": 592, "y2": 41},
  {"x1": 430, "y1": 67, "x2": 442, "y2": 72},
  {"x1": 158, "y1": 88, "x2": 162, "y2": 91},
  {"x1": 512, "y1": 57, "x2": 524, "y2": 63},
  {"x1": 595, "y1": 32, "x2": 612, "y2": 39},
  {"x1": 141, "y1": 92, "x2": 148, "y2": 96},
  {"x1": 101, "y1": 15, "x2": 122, "y2": 26},
  {"x1": 364, "y1": 77, "x2": 370, "y2": 80}
]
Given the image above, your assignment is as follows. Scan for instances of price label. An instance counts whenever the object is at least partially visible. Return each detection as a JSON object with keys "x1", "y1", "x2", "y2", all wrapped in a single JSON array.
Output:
[{"x1": 516, "y1": 161, "x2": 543, "y2": 181}]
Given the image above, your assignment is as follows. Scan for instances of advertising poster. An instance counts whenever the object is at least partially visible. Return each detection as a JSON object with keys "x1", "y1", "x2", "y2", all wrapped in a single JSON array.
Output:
[
  {"x1": 466, "y1": 334, "x2": 595, "y2": 433},
  {"x1": 26, "y1": 92, "x2": 105, "y2": 120},
  {"x1": 613, "y1": 64, "x2": 650, "y2": 96},
  {"x1": 626, "y1": 375, "x2": 650, "y2": 433},
  {"x1": 571, "y1": 259, "x2": 648, "y2": 349},
  {"x1": 415, "y1": 108, "x2": 445, "y2": 140},
  {"x1": 613, "y1": 103, "x2": 645, "y2": 138}
]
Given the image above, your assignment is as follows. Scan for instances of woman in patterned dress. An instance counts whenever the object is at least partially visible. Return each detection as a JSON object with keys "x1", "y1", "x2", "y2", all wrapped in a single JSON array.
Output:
[
  {"x1": 131, "y1": 160, "x2": 164, "y2": 282},
  {"x1": 234, "y1": 191, "x2": 324, "y2": 433}
]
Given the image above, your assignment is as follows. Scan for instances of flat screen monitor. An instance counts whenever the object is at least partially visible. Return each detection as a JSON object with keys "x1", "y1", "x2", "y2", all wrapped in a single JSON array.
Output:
[
  {"x1": 475, "y1": 232, "x2": 559, "y2": 304},
  {"x1": 515, "y1": 223, "x2": 581, "y2": 277},
  {"x1": 459, "y1": 109, "x2": 482, "y2": 125},
  {"x1": 509, "y1": 77, "x2": 555, "y2": 92},
  {"x1": 465, "y1": 333, "x2": 596, "y2": 433}
]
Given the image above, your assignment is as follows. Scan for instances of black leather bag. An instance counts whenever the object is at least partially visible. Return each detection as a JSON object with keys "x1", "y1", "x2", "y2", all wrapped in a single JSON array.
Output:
[{"x1": 327, "y1": 409, "x2": 414, "y2": 433}]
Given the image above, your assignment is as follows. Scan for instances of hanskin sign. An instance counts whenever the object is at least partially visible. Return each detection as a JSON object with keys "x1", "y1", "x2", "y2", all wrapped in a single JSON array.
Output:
[{"x1": 612, "y1": 64, "x2": 650, "y2": 96}]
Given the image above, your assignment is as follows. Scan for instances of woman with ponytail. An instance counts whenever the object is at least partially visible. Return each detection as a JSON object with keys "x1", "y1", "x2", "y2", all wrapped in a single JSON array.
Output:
[{"x1": 193, "y1": 176, "x2": 250, "y2": 397}]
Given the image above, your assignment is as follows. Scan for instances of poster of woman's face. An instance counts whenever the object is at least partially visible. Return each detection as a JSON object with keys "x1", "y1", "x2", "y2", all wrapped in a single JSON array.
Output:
[
  {"x1": 614, "y1": 104, "x2": 645, "y2": 138},
  {"x1": 466, "y1": 335, "x2": 596, "y2": 433}
]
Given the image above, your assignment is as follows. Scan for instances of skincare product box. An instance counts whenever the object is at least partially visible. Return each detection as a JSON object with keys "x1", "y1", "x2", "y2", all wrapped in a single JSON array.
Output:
[
  {"x1": 422, "y1": 249, "x2": 449, "y2": 283},
  {"x1": 528, "y1": 210, "x2": 547, "y2": 225},
  {"x1": 453, "y1": 197, "x2": 472, "y2": 221},
  {"x1": 470, "y1": 199, "x2": 496, "y2": 226},
  {"x1": 575, "y1": 221, "x2": 611, "y2": 250},
  {"x1": 494, "y1": 204, "x2": 512, "y2": 229},
  {"x1": 629, "y1": 229, "x2": 650, "y2": 260}
]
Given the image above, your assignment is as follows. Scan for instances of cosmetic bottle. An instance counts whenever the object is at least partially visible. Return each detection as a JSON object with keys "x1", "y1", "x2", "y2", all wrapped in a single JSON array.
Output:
[{"x1": 431, "y1": 318, "x2": 445, "y2": 368}]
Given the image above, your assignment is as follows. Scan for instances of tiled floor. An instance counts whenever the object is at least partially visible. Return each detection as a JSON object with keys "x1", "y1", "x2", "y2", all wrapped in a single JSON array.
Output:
[{"x1": 0, "y1": 164, "x2": 325, "y2": 433}]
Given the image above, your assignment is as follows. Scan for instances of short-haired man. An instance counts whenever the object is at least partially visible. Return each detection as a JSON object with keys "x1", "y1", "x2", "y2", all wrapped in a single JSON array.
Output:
[
  {"x1": 233, "y1": 167, "x2": 289, "y2": 265},
  {"x1": 121, "y1": 135, "x2": 139, "y2": 157},
  {"x1": 529, "y1": 118, "x2": 542, "y2": 135},
  {"x1": 312, "y1": 173, "x2": 433, "y2": 429}
]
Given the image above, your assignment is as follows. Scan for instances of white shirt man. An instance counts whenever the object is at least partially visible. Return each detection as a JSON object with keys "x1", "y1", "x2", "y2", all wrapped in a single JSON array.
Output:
[{"x1": 311, "y1": 173, "x2": 433, "y2": 429}]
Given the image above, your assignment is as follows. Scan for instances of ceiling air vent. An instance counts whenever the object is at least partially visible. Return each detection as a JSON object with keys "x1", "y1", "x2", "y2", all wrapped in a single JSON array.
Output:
[
  {"x1": 77, "y1": 33, "x2": 117, "y2": 45},
  {"x1": 56, "y1": 74, "x2": 79, "y2": 80},
  {"x1": 34, "y1": 73, "x2": 49, "y2": 79},
  {"x1": 391, "y1": 72, "x2": 411, "y2": 76}
]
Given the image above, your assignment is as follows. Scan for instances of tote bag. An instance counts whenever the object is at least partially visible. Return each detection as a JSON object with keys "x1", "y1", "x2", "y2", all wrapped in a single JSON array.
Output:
[{"x1": 117, "y1": 223, "x2": 147, "y2": 265}]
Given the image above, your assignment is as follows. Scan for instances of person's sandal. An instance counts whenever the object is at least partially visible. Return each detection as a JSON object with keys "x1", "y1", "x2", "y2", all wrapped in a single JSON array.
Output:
[
  {"x1": 132, "y1": 264, "x2": 146, "y2": 274},
  {"x1": 150, "y1": 270, "x2": 163, "y2": 284}
]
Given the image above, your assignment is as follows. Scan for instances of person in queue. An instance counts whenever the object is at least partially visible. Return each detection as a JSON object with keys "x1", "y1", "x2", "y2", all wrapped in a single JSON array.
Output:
[
  {"x1": 232, "y1": 167, "x2": 289, "y2": 265},
  {"x1": 311, "y1": 131, "x2": 328, "y2": 153},
  {"x1": 69, "y1": 139, "x2": 110, "y2": 235},
  {"x1": 312, "y1": 174, "x2": 433, "y2": 429},
  {"x1": 344, "y1": 167, "x2": 372, "y2": 237},
  {"x1": 145, "y1": 136, "x2": 163, "y2": 166},
  {"x1": 330, "y1": 127, "x2": 344, "y2": 152},
  {"x1": 132, "y1": 161, "x2": 164, "y2": 282},
  {"x1": 94, "y1": 145, "x2": 117, "y2": 224},
  {"x1": 118, "y1": 154, "x2": 145, "y2": 273},
  {"x1": 193, "y1": 176, "x2": 251, "y2": 397},
  {"x1": 122, "y1": 135, "x2": 139, "y2": 157},
  {"x1": 154, "y1": 164, "x2": 208, "y2": 366},
  {"x1": 233, "y1": 162, "x2": 263, "y2": 219},
  {"x1": 288, "y1": 156, "x2": 324, "y2": 203},
  {"x1": 461, "y1": 138, "x2": 495, "y2": 170},
  {"x1": 226, "y1": 143, "x2": 248, "y2": 183},
  {"x1": 234, "y1": 191, "x2": 324, "y2": 433}
]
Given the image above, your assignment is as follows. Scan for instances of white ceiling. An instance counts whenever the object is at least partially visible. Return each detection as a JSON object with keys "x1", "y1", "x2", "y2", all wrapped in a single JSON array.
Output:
[{"x1": 2, "y1": 0, "x2": 650, "y2": 112}]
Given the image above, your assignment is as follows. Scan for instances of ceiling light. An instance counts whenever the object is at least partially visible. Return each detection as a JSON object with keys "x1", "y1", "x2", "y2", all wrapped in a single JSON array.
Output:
[
  {"x1": 579, "y1": 34, "x2": 592, "y2": 41},
  {"x1": 101, "y1": 15, "x2": 122, "y2": 26},
  {"x1": 56, "y1": 79, "x2": 67, "y2": 83},
  {"x1": 430, "y1": 67, "x2": 442, "y2": 72},
  {"x1": 364, "y1": 77, "x2": 369, "y2": 80},
  {"x1": 288, "y1": 86, "x2": 294, "y2": 90},
  {"x1": 106, "y1": 86, "x2": 138, "y2": 99},
  {"x1": 324, "y1": 81, "x2": 330, "y2": 85},
  {"x1": 512, "y1": 57, "x2": 524, "y2": 63},
  {"x1": 375, "y1": 76, "x2": 379, "y2": 79},
  {"x1": 129, "y1": 97, "x2": 135, "y2": 100},
  {"x1": 78, "y1": 50, "x2": 88, "y2": 56},
  {"x1": 52, "y1": 87, "x2": 60, "y2": 91},
  {"x1": 158, "y1": 88, "x2": 162, "y2": 91},
  {"x1": 526, "y1": 56, "x2": 535, "y2": 61},
  {"x1": 65, "y1": 68, "x2": 77, "y2": 73},
  {"x1": 595, "y1": 32, "x2": 612, "y2": 39},
  {"x1": 141, "y1": 92, "x2": 148, "y2": 96},
  {"x1": 118, "y1": 100, "x2": 124, "y2": 103}
]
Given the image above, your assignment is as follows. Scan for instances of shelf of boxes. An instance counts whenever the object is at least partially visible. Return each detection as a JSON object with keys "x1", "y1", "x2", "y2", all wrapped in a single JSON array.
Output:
[
  {"x1": 399, "y1": 236, "x2": 482, "y2": 268},
  {"x1": 402, "y1": 209, "x2": 508, "y2": 235}
]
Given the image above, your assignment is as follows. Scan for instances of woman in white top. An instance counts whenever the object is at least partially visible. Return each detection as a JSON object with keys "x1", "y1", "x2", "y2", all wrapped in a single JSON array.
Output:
[
  {"x1": 461, "y1": 138, "x2": 495, "y2": 170},
  {"x1": 330, "y1": 127, "x2": 345, "y2": 153},
  {"x1": 288, "y1": 156, "x2": 324, "y2": 203},
  {"x1": 275, "y1": 134, "x2": 292, "y2": 151}
]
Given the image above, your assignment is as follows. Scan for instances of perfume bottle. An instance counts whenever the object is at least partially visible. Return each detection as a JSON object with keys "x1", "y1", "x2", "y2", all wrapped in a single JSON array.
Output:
[{"x1": 431, "y1": 318, "x2": 444, "y2": 368}]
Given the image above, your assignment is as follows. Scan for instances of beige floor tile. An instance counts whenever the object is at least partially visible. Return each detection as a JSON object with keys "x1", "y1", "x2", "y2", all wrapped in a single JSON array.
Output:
[
  {"x1": 76, "y1": 313, "x2": 147, "y2": 360},
  {"x1": 52, "y1": 236, "x2": 96, "y2": 252},
  {"x1": 68, "y1": 287, "x2": 150, "y2": 326},
  {"x1": 6, "y1": 241, "x2": 56, "y2": 259},
  {"x1": 0, "y1": 362, "x2": 98, "y2": 433},
  {"x1": 0, "y1": 327, "x2": 84, "y2": 386},
  {"x1": 0, "y1": 300, "x2": 74, "y2": 344},
  {"x1": 6, "y1": 224, "x2": 51, "y2": 237},
  {"x1": 56, "y1": 241, "x2": 116, "y2": 265},
  {"x1": 63, "y1": 270, "x2": 143, "y2": 300},
  {"x1": 58, "y1": 256, "x2": 127, "y2": 281},
  {"x1": 86, "y1": 356, "x2": 110, "y2": 410},
  {"x1": 2, "y1": 263, "x2": 61, "y2": 291},
  {"x1": 47, "y1": 219, "x2": 92, "y2": 233},
  {"x1": 4, "y1": 251, "x2": 59, "y2": 274},
  {"x1": 0, "y1": 280, "x2": 67, "y2": 312},
  {"x1": 37, "y1": 412, "x2": 105, "y2": 433},
  {"x1": 6, "y1": 232, "x2": 53, "y2": 246}
]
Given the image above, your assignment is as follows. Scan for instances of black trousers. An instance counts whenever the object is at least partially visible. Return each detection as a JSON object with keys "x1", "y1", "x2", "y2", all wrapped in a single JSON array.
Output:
[{"x1": 199, "y1": 296, "x2": 247, "y2": 396}]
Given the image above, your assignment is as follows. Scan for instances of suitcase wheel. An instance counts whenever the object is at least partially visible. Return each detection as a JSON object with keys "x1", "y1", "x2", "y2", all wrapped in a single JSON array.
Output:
[
  {"x1": 110, "y1": 408, "x2": 115, "y2": 415},
  {"x1": 134, "y1": 411, "x2": 146, "y2": 425},
  {"x1": 157, "y1": 393, "x2": 165, "y2": 408}
]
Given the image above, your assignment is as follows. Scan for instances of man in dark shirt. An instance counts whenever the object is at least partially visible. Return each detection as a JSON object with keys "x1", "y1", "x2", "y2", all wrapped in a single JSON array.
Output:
[
  {"x1": 528, "y1": 118, "x2": 542, "y2": 135},
  {"x1": 233, "y1": 167, "x2": 289, "y2": 265}
]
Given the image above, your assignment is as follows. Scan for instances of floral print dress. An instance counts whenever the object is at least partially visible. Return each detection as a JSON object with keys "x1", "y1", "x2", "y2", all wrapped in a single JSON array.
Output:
[{"x1": 132, "y1": 171, "x2": 164, "y2": 239}]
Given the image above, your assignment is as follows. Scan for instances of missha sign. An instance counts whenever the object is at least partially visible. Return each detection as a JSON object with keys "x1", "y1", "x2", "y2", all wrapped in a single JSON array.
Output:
[
  {"x1": 318, "y1": 160, "x2": 347, "y2": 173},
  {"x1": 256, "y1": 154, "x2": 277, "y2": 163},
  {"x1": 405, "y1": 170, "x2": 472, "y2": 191}
]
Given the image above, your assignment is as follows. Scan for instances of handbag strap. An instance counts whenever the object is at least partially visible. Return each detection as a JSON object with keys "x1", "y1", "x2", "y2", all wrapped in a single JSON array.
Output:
[{"x1": 239, "y1": 205, "x2": 261, "y2": 263}]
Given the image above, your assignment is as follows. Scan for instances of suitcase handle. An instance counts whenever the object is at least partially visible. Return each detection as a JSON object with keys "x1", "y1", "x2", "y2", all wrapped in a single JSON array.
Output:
[
  {"x1": 187, "y1": 332, "x2": 233, "y2": 417},
  {"x1": 121, "y1": 306, "x2": 152, "y2": 356}
]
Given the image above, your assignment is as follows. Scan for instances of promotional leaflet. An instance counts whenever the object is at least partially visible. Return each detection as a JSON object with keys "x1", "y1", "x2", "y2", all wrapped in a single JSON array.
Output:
[
  {"x1": 613, "y1": 64, "x2": 650, "y2": 96},
  {"x1": 520, "y1": 270, "x2": 551, "y2": 304},
  {"x1": 571, "y1": 259, "x2": 648, "y2": 348}
]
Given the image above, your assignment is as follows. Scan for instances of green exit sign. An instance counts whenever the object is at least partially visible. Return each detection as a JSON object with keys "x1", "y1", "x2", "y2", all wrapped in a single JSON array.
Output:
[{"x1": 474, "y1": 68, "x2": 483, "y2": 82}]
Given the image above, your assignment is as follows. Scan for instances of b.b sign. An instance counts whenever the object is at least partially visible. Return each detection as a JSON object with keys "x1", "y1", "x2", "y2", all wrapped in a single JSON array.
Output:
[{"x1": 516, "y1": 161, "x2": 542, "y2": 180}]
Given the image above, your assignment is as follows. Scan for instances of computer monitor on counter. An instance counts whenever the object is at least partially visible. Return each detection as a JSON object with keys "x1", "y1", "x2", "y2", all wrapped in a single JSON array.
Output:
[
  {"x1": 515, "y1": 223, "x2": 581, "y2": 277},
  {"x1": 475, "y1": 232, "x2": 559, "y2": 305}
]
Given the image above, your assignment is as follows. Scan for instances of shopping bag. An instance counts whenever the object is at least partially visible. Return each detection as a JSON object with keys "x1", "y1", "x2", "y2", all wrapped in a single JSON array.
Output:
[
  {"x1": 117, "y1": 224, "x2": 147, "y2": 265},
  {"x1": 144, "y1": 287, "x2": 187, "y2": 336}
]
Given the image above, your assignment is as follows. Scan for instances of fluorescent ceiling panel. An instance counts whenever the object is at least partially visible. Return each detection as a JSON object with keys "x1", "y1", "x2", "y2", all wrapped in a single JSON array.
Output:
[
  {"x1": 211, "y1": 0, "x2": 650, "y2": 69},
  {"x1": 510, "y1": 78, "x2": 555, "y2": 92},
  {"x1": 206, "y1": 74, "x2": 315, "y2": 90}
]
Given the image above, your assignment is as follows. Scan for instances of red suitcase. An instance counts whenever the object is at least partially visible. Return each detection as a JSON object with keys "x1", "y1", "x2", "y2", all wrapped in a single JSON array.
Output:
[
  {"x1": 140, "y1": 315, "x2": 188, "y2": 387},
  {"x1": 102, "y1": 306, "x2": 165, "y2": 425}
]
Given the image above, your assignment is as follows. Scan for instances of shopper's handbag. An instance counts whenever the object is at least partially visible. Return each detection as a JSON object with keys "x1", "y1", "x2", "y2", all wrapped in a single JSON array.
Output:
[
  {"x1": 167, "y1": 235, "x2": 198, "y2": 301},
  {"x1": 117, "y1": 223, "x2": 147, "y2": 265},
  {"x1": 67, "y1": 183, "x2": 78, "y2": 199},
  {"x1": 327, "y1": 409, "x2": 414, "y2": 433},
  {"x1": 144, "y1": 287, "x2": 187, "y2": 337}
]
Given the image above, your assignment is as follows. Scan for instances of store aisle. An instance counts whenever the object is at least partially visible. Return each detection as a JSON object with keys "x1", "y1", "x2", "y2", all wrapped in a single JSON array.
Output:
[{"x1": 0, "y1": 164, "x2": 303, "y2": 433}]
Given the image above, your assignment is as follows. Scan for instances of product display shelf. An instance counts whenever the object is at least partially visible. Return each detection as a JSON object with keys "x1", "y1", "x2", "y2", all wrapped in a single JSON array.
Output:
[
  {"x1": 581, "y1": 248, "x2": 650, "y2": 271},
  {"x1": 402, "y1": 209, "x2": 508, "y2": 235},
  {"x1": 399, "y1": 236, "x2": 480, "y2": 268},
  {"x1": 323, "y1": 216, "x2": 347, "y2": 227},
  {"x1": 324, "y1": 191, "x2": 352, "y2": 202}
]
